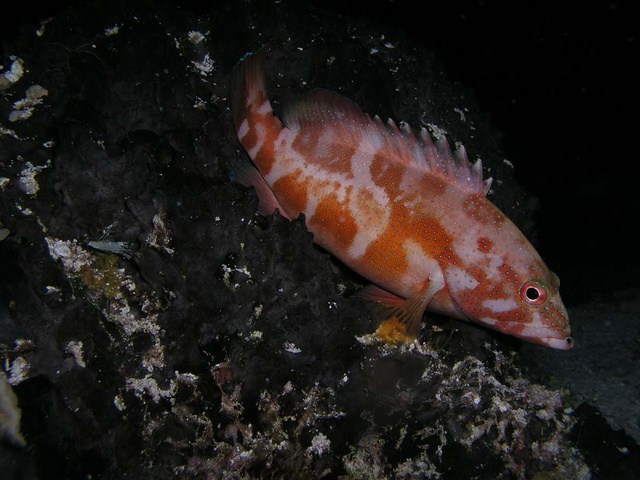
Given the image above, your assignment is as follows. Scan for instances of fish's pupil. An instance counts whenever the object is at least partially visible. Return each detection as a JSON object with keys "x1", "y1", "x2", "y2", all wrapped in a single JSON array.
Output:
[
  {"x1": 526, "y1": 287, "x2": 540, "y2": 301},
  {"x1": 519, "y1": 282, "x2": 547, "y2": 305}
]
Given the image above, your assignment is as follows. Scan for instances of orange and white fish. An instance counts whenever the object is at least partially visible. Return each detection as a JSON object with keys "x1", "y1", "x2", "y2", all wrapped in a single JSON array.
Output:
[{"x1": 229, "y1": 52, "x2": 573, "y2": 350}]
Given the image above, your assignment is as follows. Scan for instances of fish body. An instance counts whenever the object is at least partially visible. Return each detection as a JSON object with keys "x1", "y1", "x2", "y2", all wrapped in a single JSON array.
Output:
[{"x1": 230, "y1": 52, "x2": 572, "y2": 350}]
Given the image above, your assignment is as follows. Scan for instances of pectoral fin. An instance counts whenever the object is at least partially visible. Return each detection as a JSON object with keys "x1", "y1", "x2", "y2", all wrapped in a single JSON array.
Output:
[
  {"x1": 231, "y1": 161, "x2": 291, "y2": 219},
  {"x1": 358, "y1": 283, "x2": 439, "y2": 344}
]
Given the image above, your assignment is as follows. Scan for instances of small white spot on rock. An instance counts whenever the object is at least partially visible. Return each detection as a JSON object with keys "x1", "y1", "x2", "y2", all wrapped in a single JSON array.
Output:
[
  {"x1": 307, "y1": 432, "x2": 331, "y2": 456},
  {"x1": 283, "y1": 342, "x2": 301, "y2": 354},
  {"x1": 65, "y1": 340, "x2": 86, "y2": 368},
  {"x1": 104, "y1": 24, "x2": 121, "y2": 36},
  {"x1": 114, "y1": 394, "x2": 126, "y2": 412},
  {"x1": 18, "y1": 160, "x2": 50, "y2": 196},
  {"x1": 7, "y1": 357, "x2": 30, "y2": 385},
  {"x1": 0, "y1": 57, "x2": 24, "y2": 89},
  {"x1": 192, "y1": 53, "x2": 215, "y2": 76},
  {"x1": 188, "y1": 31, "x2": 206, "y2": 44}
]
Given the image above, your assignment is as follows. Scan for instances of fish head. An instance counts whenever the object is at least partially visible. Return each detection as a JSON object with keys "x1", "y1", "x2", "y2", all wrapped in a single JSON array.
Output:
[
  {"x1": 445, "y1": 262, "x2": 572, "y2": 350},
  {"x1": 443, "y1": 209, "x2": 573, "y2": 350}
]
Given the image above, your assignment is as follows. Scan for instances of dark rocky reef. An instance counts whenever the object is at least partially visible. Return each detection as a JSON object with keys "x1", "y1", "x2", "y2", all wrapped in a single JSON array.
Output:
[{"x1": 1, "y1": 1, "x2": 637, "y2": 478}]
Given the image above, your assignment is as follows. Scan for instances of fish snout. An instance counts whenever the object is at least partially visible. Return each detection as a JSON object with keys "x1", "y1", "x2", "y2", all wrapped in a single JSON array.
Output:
[{"x1": 538, "y1": 335, "x2": 574, "y2": 350}]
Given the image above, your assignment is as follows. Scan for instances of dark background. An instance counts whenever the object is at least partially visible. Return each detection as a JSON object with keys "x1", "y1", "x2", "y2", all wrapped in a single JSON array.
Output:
[
  {"x1": 2, "y1": 0, "x2": 637, "y2": 304},
  {"x1": 1, "y1": 1, "x2": 639, "y2": 477},
  {"x1": 315, "y1": 1, "x2": 638, "y2": 305}
]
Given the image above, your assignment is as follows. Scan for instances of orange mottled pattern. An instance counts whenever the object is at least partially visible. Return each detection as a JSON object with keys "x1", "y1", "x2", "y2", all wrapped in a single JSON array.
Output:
[{"x1": 230, "y1": 52, "x2": 573, "y2": 350}]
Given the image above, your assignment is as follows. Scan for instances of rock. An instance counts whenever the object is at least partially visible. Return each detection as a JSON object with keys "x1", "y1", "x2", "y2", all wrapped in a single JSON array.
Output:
[{"x1": 1, "y1": 1, "x2": 634, "y2": 478}]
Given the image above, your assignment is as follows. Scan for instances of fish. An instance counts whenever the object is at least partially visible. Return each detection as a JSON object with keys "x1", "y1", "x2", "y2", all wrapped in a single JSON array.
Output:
[{"x1": 229, "y1": 51, "x2": 573, "y2": 350}]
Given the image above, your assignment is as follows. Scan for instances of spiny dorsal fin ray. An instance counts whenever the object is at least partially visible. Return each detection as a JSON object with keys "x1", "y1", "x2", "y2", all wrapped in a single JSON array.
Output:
[{"x1": 280, "y1": 88, "x2": 491, "y2": 196}]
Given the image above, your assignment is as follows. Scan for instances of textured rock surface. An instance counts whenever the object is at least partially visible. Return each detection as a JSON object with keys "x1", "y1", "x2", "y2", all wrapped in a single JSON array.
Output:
[{"x1": 1, "y1": 1, "x2": 638, "y2": 478}]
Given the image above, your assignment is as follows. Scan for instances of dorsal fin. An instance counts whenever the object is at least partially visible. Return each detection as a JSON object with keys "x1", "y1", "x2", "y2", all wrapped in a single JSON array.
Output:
[
  {"x1": 281, "y1": 89, "x2": 370, "y2": 149},
  {"x1": 280, "y1": 88, "x2": 492, "y2": 196}
]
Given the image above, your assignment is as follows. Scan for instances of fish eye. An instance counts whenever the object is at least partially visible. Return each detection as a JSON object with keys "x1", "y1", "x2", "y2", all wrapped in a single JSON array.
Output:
[{"x1": 520, "y1": 281, "x2": 547, "y2": 306}]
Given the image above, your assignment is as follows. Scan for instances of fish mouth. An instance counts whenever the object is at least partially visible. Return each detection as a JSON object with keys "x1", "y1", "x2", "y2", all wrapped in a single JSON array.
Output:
[
  {"x1": 473, "y1": 315, "x2": 574, "y2": 351},
  {"x1": 524, "y1": 335, "x2": 574, "y2": 351},
  {"x1": 544, "y1": 336, "x2": 574, "y2": 350}
]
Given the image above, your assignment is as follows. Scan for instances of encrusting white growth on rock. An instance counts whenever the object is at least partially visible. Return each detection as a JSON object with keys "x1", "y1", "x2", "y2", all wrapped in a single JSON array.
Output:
[
  {"x1": 188, "y1": 31, "x2": 206, "y2": 44},
  {"x1": 18, "y1": 159, "x2": 50, "y2": 196},
  {"x1": 147, "y1": 212, "x2": 174, "y2": 255},
  {"x1": 65, "y1": 341, "x2": 86, "y2": 368},
  {"x1": 7, "y1": 357, "x2": 30, "y2": 385},
  {"x1": 221, "y1": 263, "x2": 252, "y2": 290},
  {"x1": 113, "y1": 394, "x2": 126, "y2": 412},
  {"x1": 104, "y1": 24, "x2": 121, "y2": 36},
  {"x1": 0, "y1": 373, "x2": 27, "y2": 447},
  {"x1": 0, "y1": 56, "x2": 25, "y2": 90},
  {"x1": 283, "y1": 342, "x2": 302, "y2": 354},
  {"x1": 46, "y1": 238, "x2": 92, "y2": 273},
  {"x1": 308, "y1": 432, "x2": 331, "y2": 456},
  {"x1": 9, "y1": 84, "x2": 49, "y2": 122},
  {"x1": 192, "y1": 53, "x2": 215, "y2": 76}
]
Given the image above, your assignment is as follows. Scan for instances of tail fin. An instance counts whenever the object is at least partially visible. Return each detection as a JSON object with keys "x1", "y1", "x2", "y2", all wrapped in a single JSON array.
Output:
[{"x1": 229, "y1": 51, "x2": 272, "y2": 133}]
